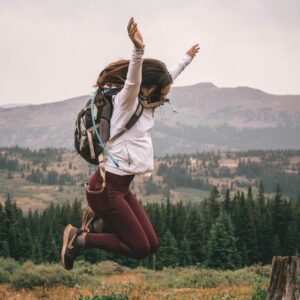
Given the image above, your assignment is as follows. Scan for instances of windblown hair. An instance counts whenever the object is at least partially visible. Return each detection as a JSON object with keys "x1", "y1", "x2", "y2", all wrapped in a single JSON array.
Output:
[{"x1": 95, "y1": 58, "x2": 173, "y2": 97}]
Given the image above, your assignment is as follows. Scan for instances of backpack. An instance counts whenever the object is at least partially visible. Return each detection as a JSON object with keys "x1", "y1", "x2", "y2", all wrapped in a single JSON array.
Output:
[{"x1": 74, "y1": 87, "x2": 144, "y2": 165}]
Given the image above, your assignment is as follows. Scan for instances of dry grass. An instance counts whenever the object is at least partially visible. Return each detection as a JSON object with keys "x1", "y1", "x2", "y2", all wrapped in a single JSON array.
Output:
[
  {"x1": 19, "y1": 186, "x2": 54, "y2": 191},
  {"x1": 0, "y1": 284, "x2": 90, "y2": 300},
  {"x1": 14, "y1": 197, "x2": 47, "y2": 211},
  {"x1": 101, "y1": 273, "x2": 142, "y2": 285},
  {"x1": 290, "y1": 156, "x2": 300, "y2": 165},
  {"x1": 0, "y1": 259, "x2": 270, "y2": 300},
  {"x1": 149, "y1": 285, "x2": 252, "y2": 299},
  {"x1": 0, "y1": 283, "x2": 254, "y2": 300}
]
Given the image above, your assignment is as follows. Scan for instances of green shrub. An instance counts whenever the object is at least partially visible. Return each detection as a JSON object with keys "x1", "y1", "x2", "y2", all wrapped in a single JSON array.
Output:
[
  {"x1": 72, "y1": 260, "x2": 126, "y2": 278},
  {"x1": 94, "y1": 261, "x2": 126, "y2": 275},
  {"x1": 11, "y1": 261, "x2": 79, "y2": 289},
  {"x1": 0, "y1": 269, "x2": 10, "y2": 283},
  {"x1": 0, "y1": 257, "x2": 19, "y2": 275},
  {"x1": 251, "y1": 277, "x2": 268, "y2": 300},
  {"x1": 11, "y1": 266, "x2": 45, "y2": 289},
  {"x1": 77, "y1": 293, "x2": 128, "y2": 300},
  {"x1": 138, "y1": 265, "x2": 270, "y2": 290}
]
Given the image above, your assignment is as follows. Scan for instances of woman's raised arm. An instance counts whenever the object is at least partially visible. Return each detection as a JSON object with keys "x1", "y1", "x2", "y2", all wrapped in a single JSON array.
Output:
[
  {"x1": 114, "y1": 18, "x2": 145, "y2": 110},
  {"x1": 168, "y1": 44, "x2": 200, "y2": 82}
]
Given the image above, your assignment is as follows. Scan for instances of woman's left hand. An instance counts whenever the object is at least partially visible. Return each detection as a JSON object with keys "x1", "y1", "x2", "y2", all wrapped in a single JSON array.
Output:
[
  {"x1": 127, "y1": 17, "x2": 144, "y2": 49},
  {"x1": 186, "y1": 44, "x2": 200, "y2": 58}
]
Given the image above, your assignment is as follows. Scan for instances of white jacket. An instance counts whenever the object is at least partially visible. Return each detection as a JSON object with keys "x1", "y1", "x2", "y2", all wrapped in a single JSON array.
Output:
[{"x1": 104, "y1": 46, "x2": 193, "y2": 176}]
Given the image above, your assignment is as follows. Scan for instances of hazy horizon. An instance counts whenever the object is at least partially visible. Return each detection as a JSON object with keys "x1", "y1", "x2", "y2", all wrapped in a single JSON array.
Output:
[{"x1": 1, "y1": 0, "x2": 300, "y2": 105}]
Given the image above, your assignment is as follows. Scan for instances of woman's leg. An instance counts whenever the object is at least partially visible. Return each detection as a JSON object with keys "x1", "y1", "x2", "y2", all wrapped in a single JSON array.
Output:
[
  {"x1": 86, "y1": 192, "x2": 151, "y2": 259},
  {"x1": 84, "y1": 170, "x2": 151, "y2": 259},
  {"x1": 124, "y1": 190, "x2": 159, "y2": 254}
]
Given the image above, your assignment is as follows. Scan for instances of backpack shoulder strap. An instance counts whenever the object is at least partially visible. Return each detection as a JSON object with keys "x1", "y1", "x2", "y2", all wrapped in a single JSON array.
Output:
[
  {"x1": 125, "y1": 99, "x2": 144, "y2": 130},
  {"x1": 106, "y1": 100, "x2": 144, "y2": 146}
]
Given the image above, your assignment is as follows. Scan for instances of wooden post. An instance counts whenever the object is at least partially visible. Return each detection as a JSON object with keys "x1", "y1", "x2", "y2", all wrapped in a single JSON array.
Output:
[{"x1": 267, "y1": 256, "x2": 299, "y2": 300}]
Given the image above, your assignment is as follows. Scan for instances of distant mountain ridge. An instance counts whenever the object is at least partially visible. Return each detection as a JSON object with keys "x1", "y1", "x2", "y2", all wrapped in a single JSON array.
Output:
[
  {"x1": 0, "y1": 82, "x2": 300, "y2": 155},
  {"x1": 0, "y1": 103, "x2": 31, "y2": 109}
]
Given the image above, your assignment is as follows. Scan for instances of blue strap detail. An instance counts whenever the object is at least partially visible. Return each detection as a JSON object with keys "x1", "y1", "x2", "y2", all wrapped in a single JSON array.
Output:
[{"x1": 91, "y1": 88, "x2": 119, "y2": 168}]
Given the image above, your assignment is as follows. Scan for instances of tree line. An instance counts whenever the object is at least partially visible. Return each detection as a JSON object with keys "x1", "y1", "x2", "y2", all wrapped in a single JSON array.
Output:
[
  {"x1": 0, "y1": 148, "x2": 75, "y2": 185},
  {"x1": 0, "y1": 182, "x2": 299, "y2": 270},
  {"x1": 156, "y1": 149, "x2": 300, "y2": 197},
  {"x1": 2, "y1": 146, "x2": 300, "y2": 196}
]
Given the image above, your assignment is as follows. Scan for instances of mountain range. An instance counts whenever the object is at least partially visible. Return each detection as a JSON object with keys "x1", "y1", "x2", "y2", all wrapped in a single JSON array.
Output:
[{"x1": 0, "y1": 82, "x2": 299, "y2": 155}]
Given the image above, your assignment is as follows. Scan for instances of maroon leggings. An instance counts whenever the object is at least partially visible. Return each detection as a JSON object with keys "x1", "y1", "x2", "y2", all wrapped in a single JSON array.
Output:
[{"x1": 85, "y1": 168, "x2": 159, "y2": 259}]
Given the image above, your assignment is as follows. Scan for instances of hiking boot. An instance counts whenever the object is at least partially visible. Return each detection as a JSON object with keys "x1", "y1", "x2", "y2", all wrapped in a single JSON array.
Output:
[
  {"x1": 61, "y1": 224, "x2": 84, "y2": 270},
  {"x1": 81, "y1": 206, "x2": 104, "y2": 233}
]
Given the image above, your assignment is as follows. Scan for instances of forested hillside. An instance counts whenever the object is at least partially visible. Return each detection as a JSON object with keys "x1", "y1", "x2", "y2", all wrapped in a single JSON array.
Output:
[
  {"x1": 1, "y1": 148, "x2": 300, "y2": 298},
  {"x1": 0, "y1": 182, "x2": 299, "y2": 270},
  {"x1": 1, "y1": 147, "x2": 300, "y2": 211}
]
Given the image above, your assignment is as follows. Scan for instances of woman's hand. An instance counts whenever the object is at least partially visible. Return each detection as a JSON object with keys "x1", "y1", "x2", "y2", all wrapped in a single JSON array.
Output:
[
  {"x1": 186, "y1": 44, "x2": 200, "y2": 58},
  {"x1": 127, "y1": 17, "x2": 144, "y2": 49}
]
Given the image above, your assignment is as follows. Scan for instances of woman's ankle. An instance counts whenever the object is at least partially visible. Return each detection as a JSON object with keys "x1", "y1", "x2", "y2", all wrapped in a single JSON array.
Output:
[{"x1": 76, "y1": 232, "x2": 87, "y2": 248}]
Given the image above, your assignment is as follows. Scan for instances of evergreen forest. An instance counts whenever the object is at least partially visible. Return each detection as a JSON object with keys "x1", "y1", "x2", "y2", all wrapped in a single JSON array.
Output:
[{"x1": 0, "y1": 182, "x2": 299, "y2": 270}]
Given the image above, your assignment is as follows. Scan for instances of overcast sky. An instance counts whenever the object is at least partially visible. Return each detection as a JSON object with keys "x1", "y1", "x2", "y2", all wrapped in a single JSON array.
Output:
[{"x1": 0, "y1": 0, "x2": 299, "y2": 105}]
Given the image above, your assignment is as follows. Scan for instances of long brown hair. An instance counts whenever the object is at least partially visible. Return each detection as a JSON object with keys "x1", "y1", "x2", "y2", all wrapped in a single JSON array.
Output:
[{"x1": 95, "y1": 58, "x2": 173, "y2": 97}]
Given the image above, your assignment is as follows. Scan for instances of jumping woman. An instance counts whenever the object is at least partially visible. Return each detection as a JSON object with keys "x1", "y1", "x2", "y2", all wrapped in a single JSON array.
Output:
[{"x1": 61, "y1": 17, "x2": 200, "y2": 270}]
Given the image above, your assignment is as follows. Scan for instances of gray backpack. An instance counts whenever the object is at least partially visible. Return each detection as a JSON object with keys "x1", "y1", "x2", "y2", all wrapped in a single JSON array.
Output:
[{"x1": 74, "y1": 87, "x2": 144, "y2": 165}]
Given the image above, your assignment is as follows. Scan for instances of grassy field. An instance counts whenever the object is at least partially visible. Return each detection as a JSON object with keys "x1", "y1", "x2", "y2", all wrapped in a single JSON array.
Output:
[
  {"x1": 0, "y1": 258, "x2": 270, "y2": 299},
  {"x1": 0, "y1": 175, "x2": 85, "y2": 211},
  {"x1": 0, "y1": 166, "x2": 212, "y2": 211},
  {"x1": 1, "y1": 147, "x2": 298, "y2": 211},
  {"x1": 171, "y1": 187, "x2": 210, "y2": 204}
]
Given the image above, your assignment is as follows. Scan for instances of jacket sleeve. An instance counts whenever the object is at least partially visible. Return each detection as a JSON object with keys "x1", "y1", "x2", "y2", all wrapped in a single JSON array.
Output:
[
  {"x1": 113, "y1": 46, "x2": 144, "y2": 110},
  {"x1": 168, "y1": 54, "x2": 193, "y2": 82}
]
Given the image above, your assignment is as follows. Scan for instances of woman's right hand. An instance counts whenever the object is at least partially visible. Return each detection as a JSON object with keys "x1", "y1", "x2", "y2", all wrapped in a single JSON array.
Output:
[
  {"x1": 127, "y1": 17, "x2": 144, "y2": 49},
  {"x1": 186, "y1": 44, "x2": 200, "y2": 58}
]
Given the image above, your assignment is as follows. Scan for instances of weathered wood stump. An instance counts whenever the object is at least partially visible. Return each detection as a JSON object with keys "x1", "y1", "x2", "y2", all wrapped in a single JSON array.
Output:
[{"x1": 267, "y1": 256, "x2": 299, "y2": 300}]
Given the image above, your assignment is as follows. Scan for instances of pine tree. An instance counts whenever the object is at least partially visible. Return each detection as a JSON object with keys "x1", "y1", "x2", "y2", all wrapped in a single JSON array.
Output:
[
  {"x1": 260, "y1": 214, "x2": 273, "y2": 263},
  {"x1": 31, "y1": 238, "x2": 43, "y2": 264},
  {"x1": 255, "y1": 182, "x2": 273, "y2": 263},
  {"x1": 165, "y1": 197, "x2": 172, "y2": 230},
  {"x1": 204, "y1": 211, "x2": 240, "y2": 270},
  {"x1": 208, "y1": 186, "x2": 220, "y2": 222},
  {"x1": 178, "y1": 236, "x2": 192, "y2": 266},
  {"x1": 284, "y1": 222, "x2": 298, "y2": 256},
  {"x1": 272, "y1": 234, "x2": 281, "y2": 256},
  {"x1": 185, "y1": 207, "x2": 204, "y2": 264},
  {"x1": 0, "y1": 203, "x2": 6, "y2": 248},
  {"x1": 231, "y1": 191, "x2": 259, "y2": 266},
  {"x1": 257, "y1": 182, "x2": 265, "y2": 211},
  {"x1": 157, "y1": 229, "x2": 178, "y2": 269},
  {"x1": 292, "y1": 196, "x2": 300, "y2": 252},
  {"x1": 170, "y1": 201, "x2": 187, "y2": 241},
  {"x1": 0, "y1": 241, "x2": 10, "y2": 257},
  {"x1": 70, "y1": 198, "x2": 82, "y2": 228},
  {"x1": 4, "y1": 193, "x2": 17, "y2": 227},
  {"x1": 18, "y1": 228, "x2": 33, "y2": 261},
  {"x1": 272, "y1": 183, "x2": 287, "y2": 250},
  {"x1": 4, "y1": 194, "x2": 19, "y2": 259},
  {"x1": 46, "y1": 231, "x2": 59, "y2": 262},
  {"x1": 150, "y1": 204, "x2": 165, "y2": 239},
  {"x1": 223, "y1": 188, "x2": 230, "y2": 214}
]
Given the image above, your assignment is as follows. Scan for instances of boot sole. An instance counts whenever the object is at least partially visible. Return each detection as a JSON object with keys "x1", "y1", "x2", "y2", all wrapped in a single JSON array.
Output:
[{"x1": 61, "y1": 224, "x2": 73, "y2": 269}]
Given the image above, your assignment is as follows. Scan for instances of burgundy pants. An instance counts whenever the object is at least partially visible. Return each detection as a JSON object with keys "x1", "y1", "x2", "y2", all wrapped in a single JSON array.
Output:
[{"x1": 85, "y1": 168, "x2": 159, "y2": 259}]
